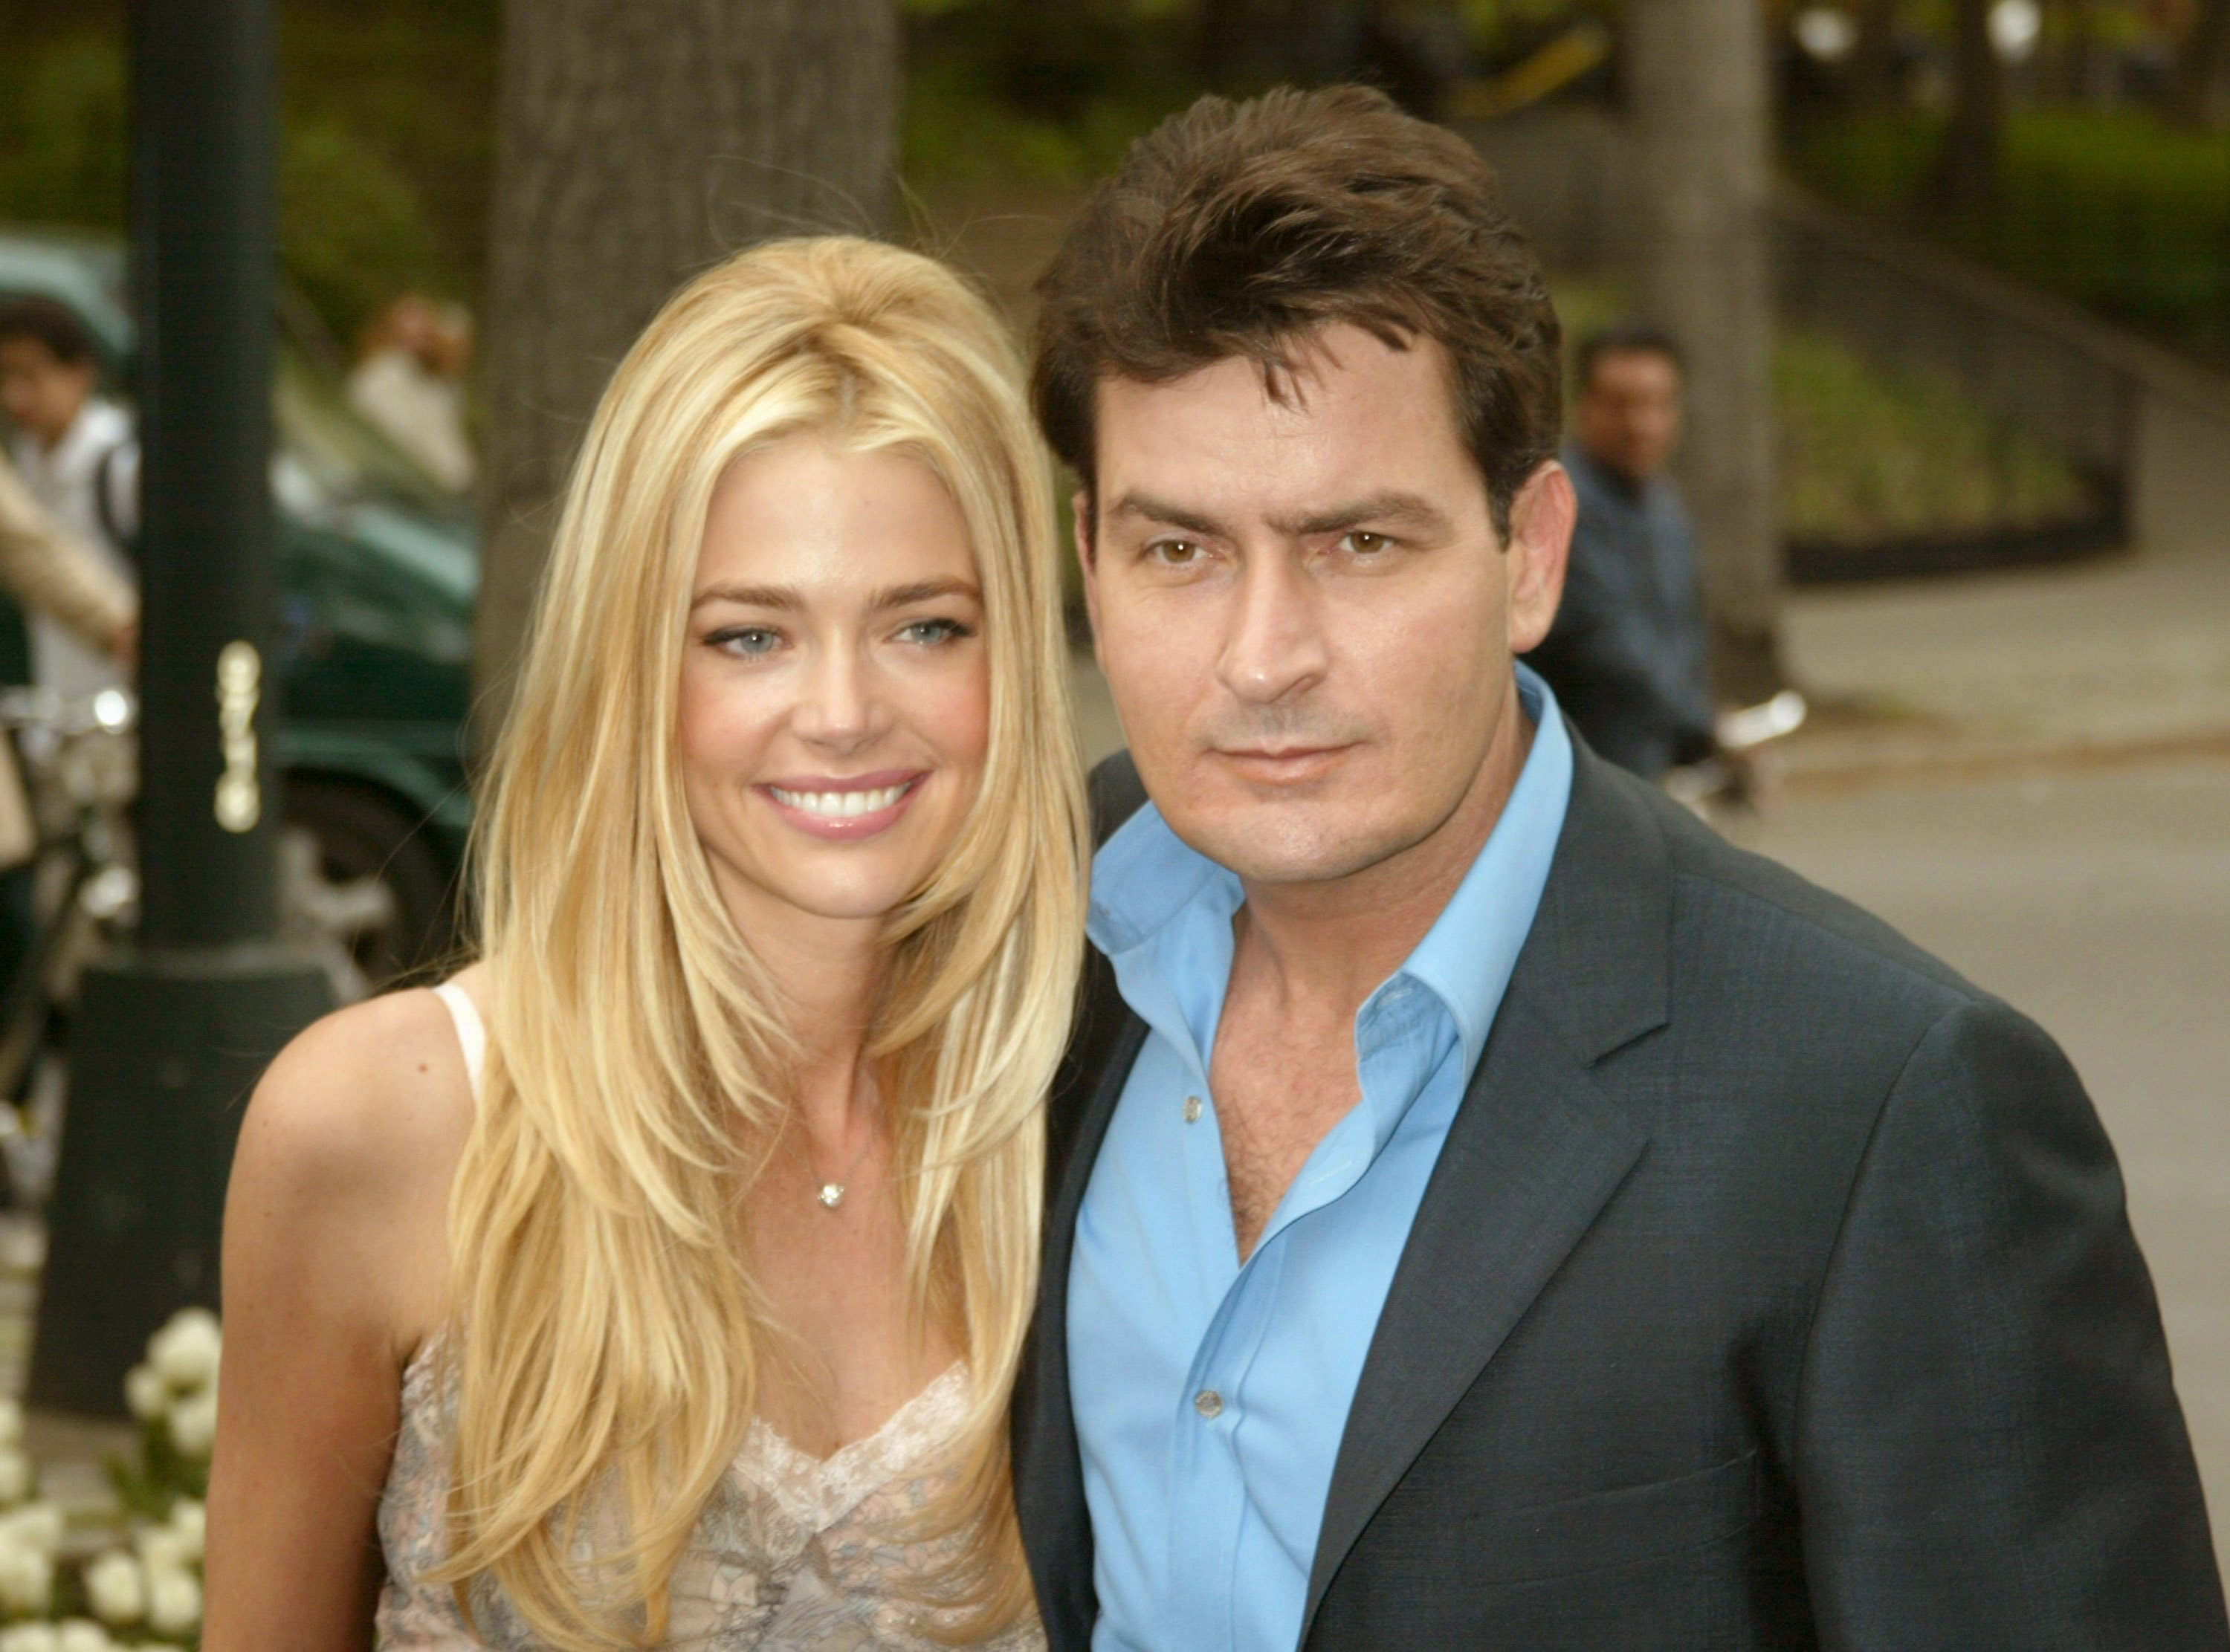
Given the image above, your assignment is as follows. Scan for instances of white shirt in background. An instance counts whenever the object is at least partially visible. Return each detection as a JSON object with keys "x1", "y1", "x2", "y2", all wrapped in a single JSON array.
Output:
[{"x1": 7, "y1": 398, "x2": 138, "y2": 701}]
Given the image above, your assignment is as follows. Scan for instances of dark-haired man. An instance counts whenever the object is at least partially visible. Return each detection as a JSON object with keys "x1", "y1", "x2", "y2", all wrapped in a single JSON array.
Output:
[
  {"x1": 1526, "y1": 323, "x2": 1717, "y2": 780},
  {"x1": 0, "y1": 295, "x2": 137, "y2": 699},
  {"x1": 1014, "y1": 84, "x2": 2226, "y2": 1651}
]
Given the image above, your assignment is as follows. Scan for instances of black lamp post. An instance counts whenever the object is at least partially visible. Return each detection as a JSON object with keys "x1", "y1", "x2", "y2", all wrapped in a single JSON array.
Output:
[{"x1": 28, "y1": 0, "x2": 333, "y2": 1414}]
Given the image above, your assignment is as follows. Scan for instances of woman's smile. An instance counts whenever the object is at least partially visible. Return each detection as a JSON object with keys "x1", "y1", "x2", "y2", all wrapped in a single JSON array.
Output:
[{"x1": 760, "y1": 770, "x2": 928, "y2": 839}]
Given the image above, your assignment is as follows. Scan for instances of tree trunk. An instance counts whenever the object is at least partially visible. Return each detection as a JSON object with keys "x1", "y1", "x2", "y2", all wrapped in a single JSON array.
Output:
[
  {"x1": 1625, "y1": 0, "x2": 1784, "y2": 701},
  {"x1": 2170, "y1": 0, "x2": 2230, "y2": 126},
  {"x1": 474, "y1": 0, "x2": 900, "y2": 742},
  {"x1": 1850, "y1": 0, "x2": 1904, "y2": 106},
  {"x1": 1935, "y1": 0, "x2": 2002, "y2": 210}
]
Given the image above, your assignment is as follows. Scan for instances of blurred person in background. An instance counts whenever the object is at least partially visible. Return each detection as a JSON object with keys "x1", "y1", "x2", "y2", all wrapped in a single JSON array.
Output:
[
  {"x1": 0, "y1": 449, "x2": 135, "y2": 992},
  {"x1": 0, "y1": 296, "x2": 138, "y2": 703},
  {"x1": 1523, "y1": 322, "x2": 1719, "y2": 781},
  {"x1": 347, "y1": 292, "x2": 478, "y2": 493}
]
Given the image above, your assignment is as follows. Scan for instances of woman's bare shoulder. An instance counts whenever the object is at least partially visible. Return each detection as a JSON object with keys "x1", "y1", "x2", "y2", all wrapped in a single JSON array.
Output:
[{"x1": 235, "y1": 979, "x2": 479, "y2": 1226}]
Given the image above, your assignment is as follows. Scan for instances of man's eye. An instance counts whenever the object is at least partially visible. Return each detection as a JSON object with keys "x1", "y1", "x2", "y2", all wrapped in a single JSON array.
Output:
[
  {"x1": 897, "y1": 617, "x2": 973, "y2": 647},
  {"x1": 710, "y1": 626, "x2": 781, "y2": 658},
  {"x1": 1340, "y1": 531, "x2": 1392, "y2": 556},
  {"x1": 1150, "y1": 539, "x2": 1203, "y2": 566}
]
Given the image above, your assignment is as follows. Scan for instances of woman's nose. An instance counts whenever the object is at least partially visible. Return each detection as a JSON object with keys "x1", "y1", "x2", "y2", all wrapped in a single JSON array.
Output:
[{"x1": 792, "y1": 642, "x2": 885, "y2": 749}]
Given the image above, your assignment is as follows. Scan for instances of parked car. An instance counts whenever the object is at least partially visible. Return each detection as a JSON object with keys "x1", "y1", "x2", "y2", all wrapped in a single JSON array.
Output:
[{"x1": 0, "y1": 227, "x2": 474, "y2": 983}]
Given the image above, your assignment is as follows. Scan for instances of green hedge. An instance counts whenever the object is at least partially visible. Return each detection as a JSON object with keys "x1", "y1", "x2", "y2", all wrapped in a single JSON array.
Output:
[{"x1": 1791, "y1": 109, "x2": 2230, "y2": 362}]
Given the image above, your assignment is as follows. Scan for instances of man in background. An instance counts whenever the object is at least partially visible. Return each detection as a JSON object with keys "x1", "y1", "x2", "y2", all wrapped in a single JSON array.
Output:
[
  {"x1": 347, "y1": 293, "x2": 476, "y2": 493},
  {"x1": 1524, "y1": 322, "x2": 1717, "y2": 780},
  {"x1": 0, "y1": 296, "x2": 137, "y2": 702}
]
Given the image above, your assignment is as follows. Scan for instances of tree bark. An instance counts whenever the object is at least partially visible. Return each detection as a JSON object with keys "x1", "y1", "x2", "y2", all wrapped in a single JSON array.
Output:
[
  {"x1": 1935, "y1": 0, "x2": 2002, "y2": 210},
  {"x1": 1625, "y1": 0, "x2": 1784, "y2": 701},
  {"x1": 474, "y1": 0, "x2": 900, "y2": 742},
  {"x1": 2170, "y1": 0, "x2": 2230, "y2": 126}
]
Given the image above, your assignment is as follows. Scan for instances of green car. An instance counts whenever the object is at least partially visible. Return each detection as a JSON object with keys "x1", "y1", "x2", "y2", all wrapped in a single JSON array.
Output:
[{"x1": 0, "y1": 228, "x2": 474, "y2": 982}]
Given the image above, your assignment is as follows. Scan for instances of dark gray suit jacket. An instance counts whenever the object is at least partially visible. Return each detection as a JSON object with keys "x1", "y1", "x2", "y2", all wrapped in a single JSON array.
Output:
[{"x1": 1013, "y1": 740, "x2": 2228, "y2": 1651}]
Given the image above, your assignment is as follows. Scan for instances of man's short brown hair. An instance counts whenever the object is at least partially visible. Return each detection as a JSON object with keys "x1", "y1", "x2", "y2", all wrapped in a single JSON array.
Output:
[{"x1": 1031, "y1": 84, "x2": 1562, "y2": 536}]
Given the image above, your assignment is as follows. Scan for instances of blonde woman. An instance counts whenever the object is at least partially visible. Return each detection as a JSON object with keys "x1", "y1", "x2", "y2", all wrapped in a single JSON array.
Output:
[{"x1": 204, "y1": 238, "x2": 1085, "y2": 1649}]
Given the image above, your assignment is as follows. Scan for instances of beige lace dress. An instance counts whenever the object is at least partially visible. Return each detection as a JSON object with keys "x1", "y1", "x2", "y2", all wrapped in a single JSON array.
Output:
[{"x1": 374, "y1": 983, "x2": 1046, "y2": 1651}]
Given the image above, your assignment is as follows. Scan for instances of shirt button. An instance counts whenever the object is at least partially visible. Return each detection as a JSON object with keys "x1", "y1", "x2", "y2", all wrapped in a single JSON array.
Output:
[
  {"x1": 1194, "y1": 1389, "x2": 1224, "y2": 1419},
  {"x1": 1183, "y1": 1095, "x2": 1203, "y2": 1124}
]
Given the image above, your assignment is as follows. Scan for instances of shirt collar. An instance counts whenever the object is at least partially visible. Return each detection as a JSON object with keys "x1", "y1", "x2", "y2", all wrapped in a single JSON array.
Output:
[{"x1": 1087, "y1": 664, "x2": 1574, "y2": 1083}]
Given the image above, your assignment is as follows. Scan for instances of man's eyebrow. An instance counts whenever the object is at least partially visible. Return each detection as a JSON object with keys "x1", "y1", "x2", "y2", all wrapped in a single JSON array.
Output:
[
  {"x1": 1265, "y1": 491, "x2": 1453, "y2": 539},
  {"x1": 1101, "y1": 488, "x2": 1454, "y2": 542},
  {"x1": 1103, "y1": 491, "x2": 1229, "y2": 540},
  {"x1": 688, "y1": 577, "x2": 981, "y2": 612}
]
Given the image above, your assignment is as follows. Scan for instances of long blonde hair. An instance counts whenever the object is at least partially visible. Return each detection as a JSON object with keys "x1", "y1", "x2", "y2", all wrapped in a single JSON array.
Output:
[{"x1": 434, "y1": 237, "x2": 1087, "y2": 1646}]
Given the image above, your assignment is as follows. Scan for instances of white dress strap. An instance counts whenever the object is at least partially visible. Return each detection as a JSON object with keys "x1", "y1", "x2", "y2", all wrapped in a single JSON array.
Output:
[{"x1": 431, "y1": 980, "x2": 485, "y2": 1101}]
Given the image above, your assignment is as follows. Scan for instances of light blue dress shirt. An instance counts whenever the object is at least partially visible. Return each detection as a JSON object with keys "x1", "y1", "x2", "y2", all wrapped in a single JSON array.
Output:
[{"x1": 1069, "y1": 664, "x2": 1574, "y2": 1652}]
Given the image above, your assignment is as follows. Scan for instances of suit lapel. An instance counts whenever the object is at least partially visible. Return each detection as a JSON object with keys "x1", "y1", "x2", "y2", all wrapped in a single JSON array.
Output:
[
  {"x1": 1301, "y1": 748, "x2": 1673, "y2": 1640},
  {"x1": 1014, "y1": 942, "x2": 1145, "y2": 1651}
]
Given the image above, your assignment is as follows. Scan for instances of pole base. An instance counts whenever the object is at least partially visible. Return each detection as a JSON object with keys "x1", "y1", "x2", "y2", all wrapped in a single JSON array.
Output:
[{"x1": 28, "y1": 942, "x2": 332, "y2": 1416}]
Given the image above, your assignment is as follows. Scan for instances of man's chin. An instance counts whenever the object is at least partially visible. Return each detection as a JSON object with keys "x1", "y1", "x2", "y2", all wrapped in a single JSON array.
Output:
[{"x1": 1163, "y1": 806, "x2": 1415, "y2": 889}]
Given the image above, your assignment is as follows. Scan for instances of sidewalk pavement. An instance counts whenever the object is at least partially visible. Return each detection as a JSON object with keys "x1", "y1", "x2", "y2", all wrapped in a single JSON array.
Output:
[{"x1": 1772, "y1": 536, "x2": 2230, "y2": 786}]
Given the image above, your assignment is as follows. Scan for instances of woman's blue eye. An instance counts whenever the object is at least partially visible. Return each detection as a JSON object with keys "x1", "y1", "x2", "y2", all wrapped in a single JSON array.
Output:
[
  {"x1": 899, "y1": 617, "x2": 972, "y2": 646},
  {"x1": 713, "y1": 626, "x2": 781, "y2": 658}
]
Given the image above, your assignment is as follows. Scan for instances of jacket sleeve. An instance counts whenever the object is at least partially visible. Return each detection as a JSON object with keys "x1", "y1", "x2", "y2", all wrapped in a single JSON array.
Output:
[
  {"x1": 0, "y1": 453, "x2": 137, "y2": 654},
  {"x1": 1534, "y1": 514, "x2": 1716, "y2": 772},
  {"x1": 1795, "y1": 998, "x2": 2228, "y2": 1649}
]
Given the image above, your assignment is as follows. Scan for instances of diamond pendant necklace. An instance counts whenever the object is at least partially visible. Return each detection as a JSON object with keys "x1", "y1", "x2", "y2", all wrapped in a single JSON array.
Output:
[{"x1": 798, "y1": 1113, "x2": 876, "y2": 1211}]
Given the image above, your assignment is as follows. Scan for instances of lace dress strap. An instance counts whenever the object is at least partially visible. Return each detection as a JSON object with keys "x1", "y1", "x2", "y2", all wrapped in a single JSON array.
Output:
[{"x1": 432, "y1": 980, "x2": 485, "y2": 1101}]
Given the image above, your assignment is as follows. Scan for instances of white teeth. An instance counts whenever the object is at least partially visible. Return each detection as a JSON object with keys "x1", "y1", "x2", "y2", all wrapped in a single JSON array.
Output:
[{"x1": 769, "y1": 783, "x2": 909, "y2": 818}]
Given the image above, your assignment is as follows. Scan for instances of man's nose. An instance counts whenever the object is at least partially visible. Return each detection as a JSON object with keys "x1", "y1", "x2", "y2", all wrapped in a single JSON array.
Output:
[{"x1": 1215, "y1": 552, "x2": 1331, "y2": 705}]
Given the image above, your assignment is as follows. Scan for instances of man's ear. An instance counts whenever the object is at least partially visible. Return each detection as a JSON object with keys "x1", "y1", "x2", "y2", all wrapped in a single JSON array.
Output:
[
  {"x1": 1073, "y1": 487, "x2": 1102, "y2": 653},
  {"x1": 1503, "y1": 461, "x2": 1574, "y2": 657}
]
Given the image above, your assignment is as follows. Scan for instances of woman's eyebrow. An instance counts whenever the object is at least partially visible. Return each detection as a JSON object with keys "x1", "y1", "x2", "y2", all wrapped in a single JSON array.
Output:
[
  {"x1": 870, "y1": 577, "x2": 981, "y2": 610},
  {"x1": 691, "y1": 582, "x2": 798, "y2": 612},
  {"x1": 688, "y1": 577, "x2": 981, "y2": 612}
]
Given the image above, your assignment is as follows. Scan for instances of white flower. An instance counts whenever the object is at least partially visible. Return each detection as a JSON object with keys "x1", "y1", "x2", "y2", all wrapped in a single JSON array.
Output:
[
  {"x1": 0, "y1": 1445, "x2": 31, "y2": 1505},
  {"x1": 122, "y1": 1365, "x2": 168, "y2": 1424},
  {"x1": 143, "y1": 1567, "x2": 199, "y2": 1637},
  {"x1": 0, "y1": 1396, "x2": 22, "y2": 1448},
  {"x1": 164, "y1": 1390, "x2": 216, "y2": 1460},
  {"x1": 146, "y1": 1309, "x2": 220, "y2": 1392},
  {"x1": 55, "y1": 1625, "x2": 112, "y2": 1652},
  {"x1": 0, "y1": 1500, "x2": 64, "y2": 1552},
  {"x1": 134, "y1": 1525, "x2": 193, "y2": 1578},
  {"x1": 83, "y1": 1549, "x2": 146, "y2": 1625},
  {"x1": 164, "y1": 1500, "x2": 204, "y2": 1562},
  {"x1": 0, "y1": 1527, "x2": 53, "y2": 1613},
  {"x1": 0, "y1": 1624, "x2": 60, "y2": 1652}
]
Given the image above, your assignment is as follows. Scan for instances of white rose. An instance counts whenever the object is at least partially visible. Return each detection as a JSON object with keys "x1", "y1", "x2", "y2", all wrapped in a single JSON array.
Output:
[
  {"x1": 146, "y1": 1309, "x2": 221, "y2": 1392},
  {"x1": 122, "y1": 1365, "x2": 168, "y2": 1424},
  {"x1": 0, "y1": 1529, "x2": 52, "y2": 1613},
  {"x1": 164, "y1": 1390, "x2": 216, "y2": 1460},
  {"x1": 55, "y1": 1624, "x2": 112, "y2": 1652},
  {"x1": 0, "y1": 1500, "x2": 65, "y2": 1552},
  {"x1": 0, "y1": 1624, "x2": 60, "y2": 1652},
  {"x1": 83, "y1": 1549, "x2": 146, "y2": 1625},
  {"x1": 0, "y1": 1445, "x2": 33, "y2": 1504},
  {"x1": 143, "y1": 1567, "x2": 199, "y2": 1637},
  {"x1": 164, "y1": 1500, "x2": 204, "y2": 1562},
  {"x1": 0, "y1": 1396, "x2": 22, "y2": 1448}
]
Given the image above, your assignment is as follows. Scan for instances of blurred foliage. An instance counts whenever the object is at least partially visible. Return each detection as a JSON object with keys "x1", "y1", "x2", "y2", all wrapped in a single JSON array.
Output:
[
  {"x1": 0, "y1": 1, "x2": 494, "y2": 348},
  {"x1": 1556, "y1": 279, "x2": 2095, "y2": 542},
  {"x1": 1791, "y1": 108, "x2": 2230, "y2": 360}
]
